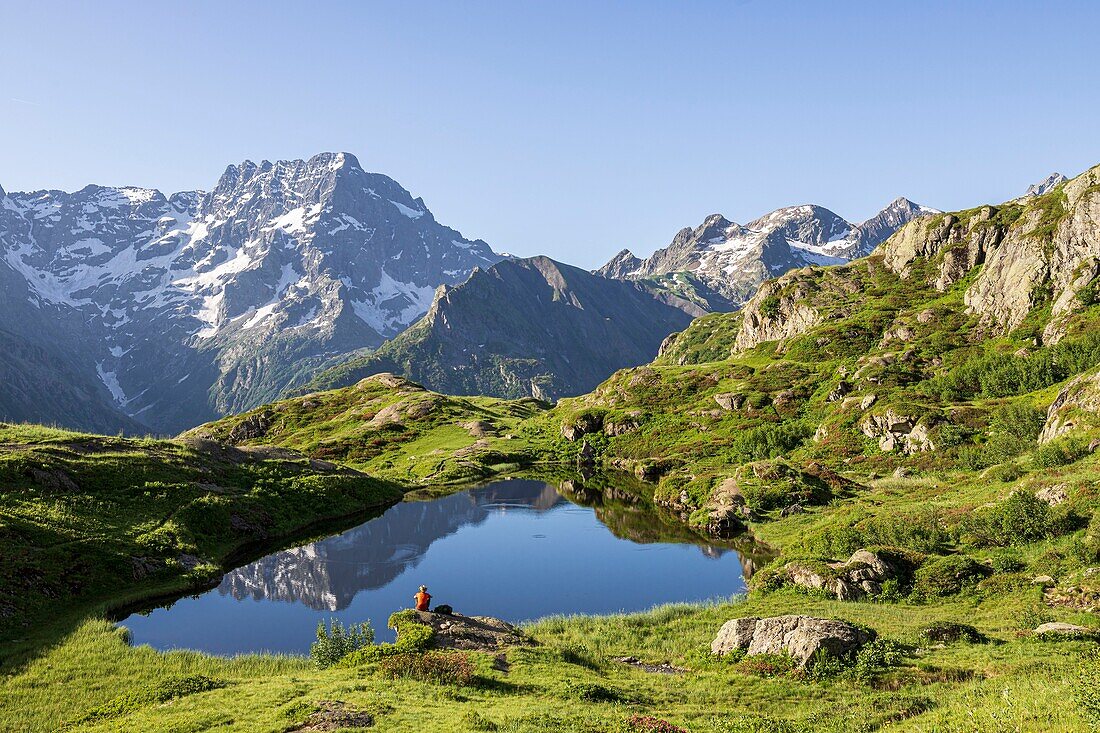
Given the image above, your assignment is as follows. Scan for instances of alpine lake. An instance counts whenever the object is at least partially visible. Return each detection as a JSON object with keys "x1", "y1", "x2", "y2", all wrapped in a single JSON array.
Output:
[{"x1": 120, "y1": 476, "x2": 773, "y2": 655}]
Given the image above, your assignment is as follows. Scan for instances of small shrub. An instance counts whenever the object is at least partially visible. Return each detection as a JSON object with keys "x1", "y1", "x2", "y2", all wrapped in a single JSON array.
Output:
[
  {"x1": 960, "y1": 491, "x2": 1059, "y2": 547},
  {"x1": 378, "y1": 651, "x2": 474, "y2": 685},
  {"x1": 911, "y1": 555, "x2": 986, "y2": 601},
  {"x1": 989, "y1": 553, "x2": 1026, "y2": 573},
  {"x1": 919, "y1": 622, "x2": 986, "y2": 644},
  {"x1": 977, "y1": 572, "x2": 1032, "y2": 595},
  {"x1": 990, "y1": 403, "x2": 1045, "y2": 441},
  {"x1": 310, "y1": 618, "x2": 374, "y2": 668},
  {"x1": 1033, "y1": 437, "x2": 1089, "y2": 468},
  {"x1": 735, "y1": 653, "x2": 797, "y2": 678},
  {"x1": 801, "y1": 649, "x2": 846, "y2": 681},
  {"x1": 624, "y1": 715, "x2": 689, "y2": 733},
  {"x1": 563, "y1": 680, "x2": 625, "y2": 703},
  {"x1": 462, "y1": 710, "x2": 500, "y2": 731},
  {"x1": 848, "y1": 638, "x2": 908, "y2": 684}
]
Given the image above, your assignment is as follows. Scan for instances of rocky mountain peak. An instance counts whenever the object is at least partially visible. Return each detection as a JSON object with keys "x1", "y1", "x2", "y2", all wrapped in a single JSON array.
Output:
[
  {"x1": 0, "y1": 153, "x2": 501, "y2": 432},
  {"x1": 1024, "y1": 172, "x2": 1068, "y2": 198}
]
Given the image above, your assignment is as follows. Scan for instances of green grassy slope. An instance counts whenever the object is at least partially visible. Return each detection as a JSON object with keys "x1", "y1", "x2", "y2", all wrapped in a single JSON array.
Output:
[{"x1": 0, "y1": 423, "x2": 402, "y2": 661}]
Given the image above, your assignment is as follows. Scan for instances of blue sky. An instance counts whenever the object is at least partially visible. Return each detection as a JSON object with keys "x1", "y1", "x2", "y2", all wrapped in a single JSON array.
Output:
[{"x1": 2, "y1": 0, "x2": 1097, "y2": 267}]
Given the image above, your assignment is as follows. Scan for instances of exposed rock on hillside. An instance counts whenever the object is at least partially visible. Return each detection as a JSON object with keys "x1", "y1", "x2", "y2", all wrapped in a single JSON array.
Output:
[
  {"x1": 783, "y1": 549, "x2": 920, "y2": 601},
  {"x1": 1040, "y1": 366, "x2": 1100, "y2": 443},
  {"x1": 712, "y1": 615, "x2": 873, "y2": 665},
  {"x1": 400, "y1": 610, "x2": 533, "y2": 651}
]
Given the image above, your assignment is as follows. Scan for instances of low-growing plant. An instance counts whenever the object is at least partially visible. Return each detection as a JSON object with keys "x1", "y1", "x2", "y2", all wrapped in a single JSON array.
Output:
[
  {"x1": 377, "y1": 650, "x2": 474, "y2": 685},
  {"x1": 736, "y1": 653, "x2": 798, "y2": 678},
  {"x1": 67, "y1": 675, "x2": 225, "y2": 726},
  {"x1": 847, "y1": 638, "x2": 908, "y2": 684},
  {"x1": 1033, "y1": 436, "x2": 1090, "y2": 468},
  {"x1": 911, "y1": 555, "x2": 987, "y2": 601},
  {"x1": 1075, "y1": 648, "x2": 1100, "y2": 726},
  {"x1": 919, "y1": 621, "x2": 986, "y2": 644},
  {"x1": 462, "y1": 710, "x2": 500, "y2": 731},
  {"x1": 623, "y1": 714, "x2": 689, "y2": 733},
  {"x1": 310, "y1": 618, "x2": 374, "y2": 668},
  {"x1": 562, "y1": 680, "x2": 626, "y2": 703},
  {"x1": 960, "y1": 491, "x2": 1065, "y2": 547}
]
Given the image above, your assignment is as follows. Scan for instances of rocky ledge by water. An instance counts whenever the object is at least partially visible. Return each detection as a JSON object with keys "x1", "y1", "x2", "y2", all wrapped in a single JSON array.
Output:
[{"x1": 400, "y1": 610, "x2": 534, "y2": 651}]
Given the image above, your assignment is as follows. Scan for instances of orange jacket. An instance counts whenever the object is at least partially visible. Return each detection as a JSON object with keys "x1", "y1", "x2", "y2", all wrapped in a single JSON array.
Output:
[{"x1": 414, "y1": 591, "x2": 431, "y2": 611}]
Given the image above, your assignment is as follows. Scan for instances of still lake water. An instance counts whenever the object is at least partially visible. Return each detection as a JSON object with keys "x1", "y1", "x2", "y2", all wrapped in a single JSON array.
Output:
[{"x1": 121, "y1": 478, "x2": 758, "y2": 655}]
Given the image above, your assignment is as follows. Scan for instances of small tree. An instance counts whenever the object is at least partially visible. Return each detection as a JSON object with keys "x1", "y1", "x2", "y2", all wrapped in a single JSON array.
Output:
[{"x1": 310, "y1": 618, "x2": 374, "y2": 668}]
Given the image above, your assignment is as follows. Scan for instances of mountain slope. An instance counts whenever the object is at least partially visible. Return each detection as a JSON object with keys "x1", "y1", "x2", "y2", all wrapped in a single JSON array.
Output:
[
  {"x1": 0, "y1": 153, "x2": 500, "y2": 432},
  {"x1": 598, "y1": 198, "x2": 938, "y2": 304},
  {"x1": 302, "y1": 256, "x2": 707, "y2": 401}
]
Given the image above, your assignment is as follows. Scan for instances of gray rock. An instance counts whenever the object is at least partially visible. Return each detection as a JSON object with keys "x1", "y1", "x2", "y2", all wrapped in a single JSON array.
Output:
[
  {"x1": 1035, "y1": 484, "x2": 1069, "y2": 507},
  {"x1": 712, "y1": 615, "x2": 873, "y2": 665},
  {"x1": 1033, "y1": 622, "x2": 1094, "y2": 637}
]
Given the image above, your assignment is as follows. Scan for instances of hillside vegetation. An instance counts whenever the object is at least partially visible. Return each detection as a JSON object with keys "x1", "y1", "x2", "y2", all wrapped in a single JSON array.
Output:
[{"x1": 3, "y1": 166, "x2": 1100, "y2": 730}]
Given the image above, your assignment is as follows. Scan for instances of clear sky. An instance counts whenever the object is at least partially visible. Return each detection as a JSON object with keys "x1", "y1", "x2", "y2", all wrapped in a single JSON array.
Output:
[{"x1": 2, "y1": 0, "x2": 1097, "y2": 267}]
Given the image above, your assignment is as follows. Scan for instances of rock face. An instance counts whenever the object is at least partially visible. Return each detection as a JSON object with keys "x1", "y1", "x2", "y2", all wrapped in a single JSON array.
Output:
[
  {"x1": 880, "y1": 164, "x2": 1100, "y2": 341},
  {"x1": 784, "y1": 549, "x2": 910, "y2": 601},
  {"x1": 0, "y1": 153, "x2": 500, "y2": 432},
  {"x1": 1040, "y1": 367, "x2": 1100, "y2": 443},
  {"x1": 711, "y1": 615, "x2": 873, "y2": 665},
  {"x1": 301, "y1": 256, "x2": 704, "y2": 402},
  {"x1": 733, "y1": 272, "x2": 821, "y2": 352},
  {"x1": 598, "y1": 199, "x2": 936, "y2": 306},
  {"x1": 402, "y1": 610, "x2": 532, "y2": 651}
]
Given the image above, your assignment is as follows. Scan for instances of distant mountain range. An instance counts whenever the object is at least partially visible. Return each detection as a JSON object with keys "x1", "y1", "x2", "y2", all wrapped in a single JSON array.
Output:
[
  {"x1": 597, "y1": 198, "x2": 939, "y2": 303},
  {"x1": 0, "y1": 153, "x2": 499, "y2": 432},
  {"x1": 2, "y1": 155, "x2": 1064, "y2": 432}
]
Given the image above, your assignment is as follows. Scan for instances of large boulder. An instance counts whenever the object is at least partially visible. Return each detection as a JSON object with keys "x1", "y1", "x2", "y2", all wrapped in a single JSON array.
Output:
[{"x1": 712, "y1": 615, "x2": 873, "y2": 665}]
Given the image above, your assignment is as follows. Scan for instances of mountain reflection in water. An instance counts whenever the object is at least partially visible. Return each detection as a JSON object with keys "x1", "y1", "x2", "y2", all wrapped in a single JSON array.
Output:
[{"x1": 123, "y1": 477, "x2": 768, "y2": 655}]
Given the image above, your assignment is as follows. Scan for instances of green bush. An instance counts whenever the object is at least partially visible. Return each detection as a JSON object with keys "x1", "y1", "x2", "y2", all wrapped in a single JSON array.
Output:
[
  {"x1": 847, "y1": 638, "x2": 908, "y2": 684},
  {"x1": 1085, "y1": 510, "x2": 1100, "y2": 562},
  {"x1": 990, "y1": 403, "x2": 1046, "y2": 441},
  {"x1": 1033, "y1": 437, "x2": 1090, "y2": 468},
  {"x1": 730, "y1": 422, "x2": 812, "y2": 463},
  {"x1": 310, "y1": 618, "x2": 374, "y2": 668},
  {"x1": 960, "y1": 491, "x2": 1062, "y2": 547},
  {"x1": 911, "y1": 555, "x2": 987, "y2": 601},
  {"x1": 919, "y1": 622, "x2": 985, "y2": 644},
  {"x1": 563, "y1": 680, "x2": 626, "y2": 702}
]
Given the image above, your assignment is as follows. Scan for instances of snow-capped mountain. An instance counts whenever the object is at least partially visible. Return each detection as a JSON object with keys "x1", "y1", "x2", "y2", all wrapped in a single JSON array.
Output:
[
  {"x1": 0, "y1": 153, "x2": 500, "y2": 432},
  {"x1": 597, "y1": 198, "x2": 938, "y2": 303}
]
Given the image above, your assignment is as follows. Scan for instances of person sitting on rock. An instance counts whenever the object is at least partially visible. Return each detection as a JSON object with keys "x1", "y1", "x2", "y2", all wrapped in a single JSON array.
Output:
[{"x1": 414, "y1": 585, "x2": 432, "y2": 611}]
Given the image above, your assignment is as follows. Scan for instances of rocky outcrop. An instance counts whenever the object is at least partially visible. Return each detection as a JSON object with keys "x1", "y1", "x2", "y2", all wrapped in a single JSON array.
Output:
[
  {"x1": 711, "y1": 615, "x2": 873, "y2": 665},
  {"x1": 860, "y1": 409, "x2": 935, "y2": 453},
  {"x1": 1040, "y1": 366, "x2": 1100, "y2": 443},
  {"x1": 402, "y1": 610, "x2": 533, "y2": 651},
  {"x1": 1032, "y1": 622, "x2": 1096, "y2": 638},
  {"x1": 733, "y1": 274, "x2": 820, "y2": 352},
  {"x1": 783, "y1": 549, "x2": 914, "y2": 601}
]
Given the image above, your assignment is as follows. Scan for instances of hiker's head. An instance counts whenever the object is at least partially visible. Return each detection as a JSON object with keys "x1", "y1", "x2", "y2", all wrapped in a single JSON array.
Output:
[{"x1": 419, "y1": 585, "x2": 428, "y2": 592}]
